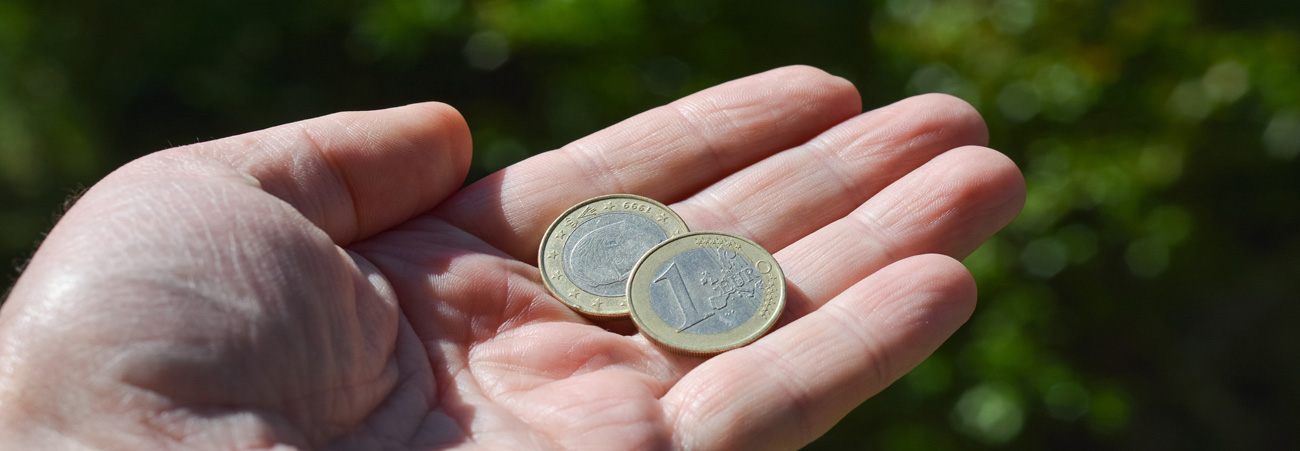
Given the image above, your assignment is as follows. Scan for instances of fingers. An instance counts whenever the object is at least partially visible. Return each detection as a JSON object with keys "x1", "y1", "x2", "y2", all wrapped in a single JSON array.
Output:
[
  {"x1": 671, "y1": 93, "x2": 988, "y2": 251},
  {"x1": 122, "y1": 102, "x2": 472, "y2": 245},
  {"x1": 776, "y1": 146, "x2": 1024, "y2": 318},
  {"x1": 433, "y1": 65, "x2": 862, "y2": 261},
  {"x1": 663, "y1": 254, "x2": 976, "y2": 450}
]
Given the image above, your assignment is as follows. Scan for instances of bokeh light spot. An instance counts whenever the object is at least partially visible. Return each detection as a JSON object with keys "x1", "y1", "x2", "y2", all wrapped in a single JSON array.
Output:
[
  {"x1": 990, "y1": 0, "x2": 1036, "y2": 35},
  {"x1": 886, "y1": 0, "x2": 931, "y2": 24},
  {"x1": 997, "y1": 80, "x2": 1041, "y2": 121},
  {"x1": 1167, "y1": 79, "x2": 1211, "y2": 120},
  {"x1": 1045, "y1": 381, "x2": 1091, "y2": 421},
  {"x1": 1057, "y1": 224, "x2": 1098, "y2": 265},
  {"x1": 1146, "y1": 205, "x2": 1192, "y2": 245},
  {"x1": 1087, "y1": 388, "x2": 1132, "y2": 435},
  {"x1": 1137, "y1": 144, "x2": 1184, "y2": 186},
  {"x1": 1021, "y1": 237, "x2": 1069, "y2": 278},
  {"x1": 1263, "y1": 111, "x2": 1300, "y2": 160},
  {"x1": 464, "y1": 30, "x2": 510, "y2": 71},
  {"x1": 953, "y1": 383, "x2": 1025, "y2": 444},
  {"x1": 1202, "y1": 60, "x2": 1250, "y2": 104}
]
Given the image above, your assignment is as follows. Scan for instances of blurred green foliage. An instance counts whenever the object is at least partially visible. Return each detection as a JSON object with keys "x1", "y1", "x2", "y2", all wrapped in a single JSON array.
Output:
[{"x1": 2, "y1": 0, "x2": 1298, "y2": 448}]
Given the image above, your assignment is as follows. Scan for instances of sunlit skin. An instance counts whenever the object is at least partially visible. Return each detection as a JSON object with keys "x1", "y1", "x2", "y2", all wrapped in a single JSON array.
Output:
[{"x1": 0, "y1": 66, "x2": 1024, "y2": 450}]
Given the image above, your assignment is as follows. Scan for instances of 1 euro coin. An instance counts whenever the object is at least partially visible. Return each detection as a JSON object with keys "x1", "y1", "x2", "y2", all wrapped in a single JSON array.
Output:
[
  {"x1": 627, "y1": 231, "x2": 786, "y2": 356},
  {"x1": 539, "y1": 194, "x2": 689, "y2": 318}
]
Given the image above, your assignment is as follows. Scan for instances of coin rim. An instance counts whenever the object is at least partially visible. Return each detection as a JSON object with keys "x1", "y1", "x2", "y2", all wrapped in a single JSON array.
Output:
[
  {"x1": 538, "y1": 194, "x2": 689, "y2": 318},
  {"x1": 626, "y1": 231, "x2": 787, "y2": 355}
]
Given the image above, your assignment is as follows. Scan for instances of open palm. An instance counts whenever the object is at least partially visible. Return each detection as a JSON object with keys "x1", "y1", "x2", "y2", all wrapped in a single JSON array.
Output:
[{"x1": 0, "y1": 67, "x2": 1024, "y2": 450}]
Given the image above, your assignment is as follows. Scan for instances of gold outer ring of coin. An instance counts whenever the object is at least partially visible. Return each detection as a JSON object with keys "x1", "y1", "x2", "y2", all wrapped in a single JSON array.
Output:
[
  {"x1": 538, "y1": 194, "x2": 689, "y2": 318},
  {"x1": 626, "y1": 231, "x2": 786, "y2": 356}
]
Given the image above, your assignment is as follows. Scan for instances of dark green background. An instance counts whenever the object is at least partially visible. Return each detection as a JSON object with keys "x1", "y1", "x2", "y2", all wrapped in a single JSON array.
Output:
[{"x1": 3, "y1": 0, "x2": 1297, "y2": 449}]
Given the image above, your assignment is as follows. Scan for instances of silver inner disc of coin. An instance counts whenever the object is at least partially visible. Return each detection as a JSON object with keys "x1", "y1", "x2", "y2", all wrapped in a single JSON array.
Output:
[
  {"x1": 562, "y1": 212, "x2": 669, "y2": 297},
  {"x1": 647, "y1": 248, "x2": 763, "y2": 334}
]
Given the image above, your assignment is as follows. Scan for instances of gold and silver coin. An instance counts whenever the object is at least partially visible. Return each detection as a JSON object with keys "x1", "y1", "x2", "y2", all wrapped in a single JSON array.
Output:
[
  {"x1": 539, "y1": 194, "x2": 689, "y2": 318},
  {"x1": 627, "y1": 231, "x2": 786, "y2": 356}
]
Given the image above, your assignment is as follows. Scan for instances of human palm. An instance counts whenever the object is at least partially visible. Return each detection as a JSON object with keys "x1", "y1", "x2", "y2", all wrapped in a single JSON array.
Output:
[{"x1": 0, "y1": 67, "x2": 1023, "y2": 450}]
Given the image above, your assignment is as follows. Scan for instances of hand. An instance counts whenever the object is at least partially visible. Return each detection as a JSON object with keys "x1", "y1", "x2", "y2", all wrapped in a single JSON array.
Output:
[{"x1": 0, "y1": 66, "x2": 1024, "y2": 450}]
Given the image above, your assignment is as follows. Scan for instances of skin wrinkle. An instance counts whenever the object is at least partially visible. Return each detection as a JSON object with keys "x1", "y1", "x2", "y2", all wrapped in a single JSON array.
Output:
[
  {"x1": 407, "y1": 410, "x2": 463, "y2": 449},
  {"x1": 380, "y1": 366, "x2": 434, "y2": 447},
  {"x1": 382, "y1": 350, "x2": 454, "y2": 449},
  {"x1": 809, "y1": 114, "x2": 914, "y2": 179},
  {"x1": 162, "y1": 217, "x2": 345, "y2": 444},
  {"x1": 464, "y1": 359, "x2": 547, "y2": 398},
  {"x1": 668, "y1": 97, "x2": 730, "y2": 177},
  {"x1": 328, "y1": 111, "x2": 444, "y2": 244},
  {"x1": 807, "y1": 136, "x2": 873, "y2": 210},
  {"x1": 715, "y1": 69, "x2": 852, "y2": 141},
  {"x1": 841, "y1": 206, "x2": 905, "y2": 267},
  {"x1": 871, "y1": 188, "x2": 945, "y2": 242},
  {"x1": 730, "y1": 342, "x2": 819, "y2": 449},
  {"x1": 510, "y1": 382, "x2": 622, "y2": 450},
  {"x1": 790, "y1": 103, "x2": 977, "y2": 204},
  {"x1": 877, "y1": 292, "x2": 945, "y2": 339},
  {"x1": 394, "y1": 401, "x2": 435, "y2": 448},
  {"x1": 464, "y1": 330, "x2": 674, "y2": 449},
  {"x1": 818, "y1": 301, "x2": 896, "y2": 391},
  {"x1": 336, "y1": 253, "x2": 372, "y2": 367},
  {"x1": 894, "y1": 97, "x2": 988, "y2": 155},
  {"x1": 382, "y1": 105, "x2": 472, "y2": 233},
  {"x1": 497, "y1": 166, "x2": 554, "y2": 249},
  {"x1": 902, "y1": 267, "x2": 974, "y2": 330},
  {"x1": 565, "y1": 139, "x2": 633, "y2": 196},
  {"x1": 455, "y1": 262, "x2": 517, "y2": 347},
  {"x1": 324, "y1": 263, "x2": 365, "y2": 424},
  {"x1": 665, "y1": 365, "x2": 724, "y2": 448},
  {"x1": 360, "y1": 316, "x2": 440, "y2": 448},
  {"x1": 113, "y1": 347, "x2": 284, "y2": 447},
  {"x1": 490, "y1": 288, "x2": 564, "y2": 338},
  {"x1": 430, "y1": 164, "x2": 556, "y2": 261},
  {"x1": 558, "y1": 387, "x2": 663, "y2": 448},
  {"x1": 500, "y1": 268, "x2": 573, "y2": 331},
  {"x1": 663, "y1": 376, "x2": 707, "y2": 450},
  {"x1": 777, "y1": 148, "x2": 1020, "y2": 312},
  {"x1": 139, "y1": 407, "x2": 192, "y2": 448},
  {"x1": 887, "y1": 150, "x2": 1008, "y2": 248},
  {"x1": 696, "y1": 187, "x2": 761, "y2": 241},
  {"x1": 488, "y1": 269, "x2": 563, "y2": 340},
  {"x1": 293, "y1": 120, "x2": 362, "y2": 244},
  {"x1": 560, "y1": 346, "x2": 663, "y2": 390},
  {"x1": 468, "y1": 327, "x2": 592, "y2": 396},
  {"x1": 801, "y1": 114, "x2": 883, "y2": 166},
  {"x1": 442, "y1": 352, "x2": 497, "y2": 448},
  {"x1": 668, "y1": 68, "x2": 856, "y2": 193}
]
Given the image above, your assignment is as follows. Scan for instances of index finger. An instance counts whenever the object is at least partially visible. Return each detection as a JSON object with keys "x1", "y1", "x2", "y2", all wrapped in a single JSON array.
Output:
[{"x1": 432, "y1": 66, "x2": 862, "y2": 261}]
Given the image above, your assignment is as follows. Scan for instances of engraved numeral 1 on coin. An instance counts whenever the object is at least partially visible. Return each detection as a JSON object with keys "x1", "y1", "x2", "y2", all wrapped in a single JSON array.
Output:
[{"x1": 653, "y1": 261, "x2": 713, "y2": 331}]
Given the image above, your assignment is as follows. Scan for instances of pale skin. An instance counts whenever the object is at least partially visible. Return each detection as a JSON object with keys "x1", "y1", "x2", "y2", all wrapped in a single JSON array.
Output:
[{"x1": 0, "y1": 66, "x2": 1024, "y2": 450}]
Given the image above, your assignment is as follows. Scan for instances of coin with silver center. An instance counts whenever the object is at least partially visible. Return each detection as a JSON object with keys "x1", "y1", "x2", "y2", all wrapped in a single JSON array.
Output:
[
  {"x1": 539, "y1": 194, "x2": 689, "y2": 318},
  {"x1": 627, "y1": 231, "x2": 786, "y2": 356}
]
